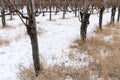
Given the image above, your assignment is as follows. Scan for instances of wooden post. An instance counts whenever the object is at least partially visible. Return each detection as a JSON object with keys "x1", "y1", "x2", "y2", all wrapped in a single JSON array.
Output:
[{"x1": 29, "y1": 0, "x2": 40, "y2": 76}]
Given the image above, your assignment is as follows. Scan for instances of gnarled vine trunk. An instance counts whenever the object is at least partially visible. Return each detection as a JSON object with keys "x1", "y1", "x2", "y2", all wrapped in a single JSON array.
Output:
[
  {"x1": 99, "y1": 6, "x2": 105, "y2": 30},
  {"x1": 1, "y1": 0, "x2": 6, "y2": 26},
  {"x1": 110, "y1": 6, "x2": 116, "y2": 24},
  {"x1": 117, "y1": 6, "x2": 120, "y2": 22},
  {"x1": 80, "y1": 0, "x2": 90, "y2": 41},
  {"x1": 28, "y1": 0, "x2": 40, "y2": 76}
]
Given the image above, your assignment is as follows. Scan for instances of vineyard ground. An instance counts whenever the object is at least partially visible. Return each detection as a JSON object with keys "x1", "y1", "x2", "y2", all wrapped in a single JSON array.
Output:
[{"x1": 0, "y1": 9, "x2": 119, "y2": 80}]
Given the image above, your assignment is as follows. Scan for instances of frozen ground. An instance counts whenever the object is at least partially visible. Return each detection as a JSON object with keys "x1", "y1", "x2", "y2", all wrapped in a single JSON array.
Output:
[{"x1": 0, "y1": 9, "x2": 117, "y2": 80}]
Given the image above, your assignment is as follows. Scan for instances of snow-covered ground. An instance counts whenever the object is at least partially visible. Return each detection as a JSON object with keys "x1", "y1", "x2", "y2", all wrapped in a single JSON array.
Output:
[{"x1": 0, "y1": 9, "x2": 118, "y2": 80}]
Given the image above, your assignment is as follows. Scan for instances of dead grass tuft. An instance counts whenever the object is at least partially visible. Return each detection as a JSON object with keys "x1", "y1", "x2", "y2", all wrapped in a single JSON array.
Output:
[
  {"x1": 94, "y1": 26, "x2": 111, "y2": 36},
  {"x1": 0, "y1": 24, "x2": 13, "y2": 29},
  {"x1": 14, "y1": 34, "x2": 23, "y2": 41},
  {"x1": 19, "y1": 64, "x2": 90, "y2": 80},
  {"x1": 0, "y1": 38, "x2": 10, "y2": 46},
  {"x1": 105, "y1": 22, "x2": 113, "y2": 27},
  {"x1": 112, "y1": 35, "x2": 120, "y2": 42},
  {"x1": 89, "y1": 50, "x2": 120, "y2": 80},
  {"x1": 37, "y1": 27, "x2": 44, "y2": 36},
  {"x1": 70, "y1": 37, "x2": 113, "y2": 56},
  {"x1": 70, "y1": 22, "x2": 120, "y2": 80},
  {"x1": 19, "y1": 22, "x2": 120, "y2": 80}
]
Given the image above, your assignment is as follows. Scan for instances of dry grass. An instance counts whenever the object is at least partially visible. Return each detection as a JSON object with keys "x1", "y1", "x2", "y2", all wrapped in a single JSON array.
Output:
[
  {"x1": 0, "y1": 24, "x2": 13, "y2": 29},
  {"x1": 89, "y1": 50, "x2": 120, "y2": 80},
  {"x1": 19, "y1": 64, "x2": 90, "y2": 80},
  {"x1": 19, "y1": 23, "x2": 120, "y2": 80},
  {"x1": 70, "y1": 37, "x2": 113, "y2": 56},
  {"x1": 95, "y1": 23, "x2": 120, "y2": 36},
  {"x1": 19, "y1": 55, "x2": 90, "y2": 80},
  {"x1": 0, "y1": 38, "x2": 10, "y2": 46},
  {"x1": 94, "y1": 27, "x2": 111, "y2": 36},
  {"x1": 70, "y1": 22, "x2": 120, "y2": 80}
]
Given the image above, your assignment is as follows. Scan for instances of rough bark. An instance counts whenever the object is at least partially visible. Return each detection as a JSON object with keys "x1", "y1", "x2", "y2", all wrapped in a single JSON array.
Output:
[
  {"x1": 63, "y1": 0, "x2": 67, "y2": 19},
  {"x1": 110, "y1": 6, "x2": 116, "y2": 24},
  {"x1": 80, "y1": 12, "x2": 90, "y2": 41},
  {"x1": 9, "y1": 9, "x2": 13, "y2": 20},
  {"x1": 1, "y1": 0, "x2": 6, "y2": 26},
  {"x1": 28, "y1": 0, "x2": 40, "y2": 76},
  {"x1": 49, "y1": 0, "x2": 52, "y2": 20},
  {"x1": 75, "y1": 5, "x2": 77, "y2": 17},
  {"x1": 99, "y1": 6, "x2": 105, "y2": 30},
  {"x1": 117, "y1": 6, "x2": 120, "y2": 22},
  {"x1": 80, "y1": 0, "x2": 90, "y2": 41}
]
